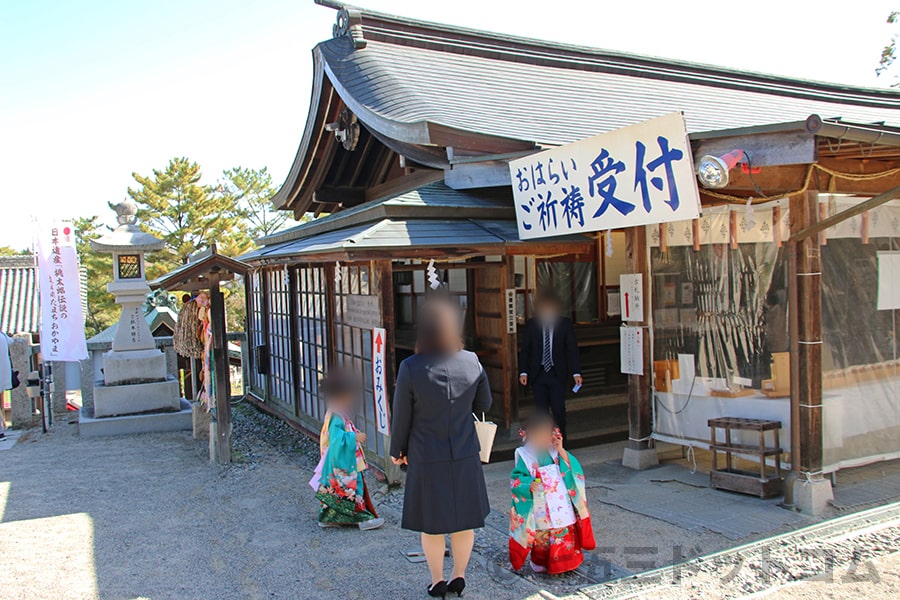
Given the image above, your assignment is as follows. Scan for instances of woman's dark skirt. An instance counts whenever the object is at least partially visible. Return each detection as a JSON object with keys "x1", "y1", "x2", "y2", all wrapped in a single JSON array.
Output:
[{"x1": 401, "y1": 453, "x2": 490, "y2": 534}]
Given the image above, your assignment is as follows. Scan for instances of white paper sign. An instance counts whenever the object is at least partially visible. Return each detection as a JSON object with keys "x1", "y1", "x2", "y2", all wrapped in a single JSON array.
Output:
[
  {"x1": 505, "y1": 289, "x2": 517, "y2": 334},
  {"x1": 344, "y1": 294, "x2": 382, "y2": 329},
  {"x1": 371, "y1": 327, "x2": 390, "y2": 435},
  {"x1": 672, "y1": 353, "x2": 695, "y2": 394},
  {"x1": 620, "y1": 326, "x2": 644, "y2": 375},
  {"x1": 36, "y1": 221, "x2": 88, "y2": 361},
  {"x1": 877, "y1": 251, "x2": 900, "y2": 310},
  {"x1": 619, "y1": 273, "x2": 644, "y2": 322},
  {"x1": 510, "y1": 113, "x2": 700, "y2": 240}
]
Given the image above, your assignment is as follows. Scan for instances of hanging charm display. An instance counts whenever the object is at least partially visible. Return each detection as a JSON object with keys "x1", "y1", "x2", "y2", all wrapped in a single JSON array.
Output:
[
  {"x1": 606, "y1": 229, "x2": 614, "y2": 257},
  {"x1": 427, "y1": 259, "x2": 441, "y2": 290},
  {"x1": 334, "y1": 261, "x2": 342, "y2": 289}
]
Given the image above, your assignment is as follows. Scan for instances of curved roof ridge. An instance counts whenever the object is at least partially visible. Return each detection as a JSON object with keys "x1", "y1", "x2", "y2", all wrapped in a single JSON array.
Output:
[{"x1": 319, "y1": 1, "x2": 900, "y2": 107}]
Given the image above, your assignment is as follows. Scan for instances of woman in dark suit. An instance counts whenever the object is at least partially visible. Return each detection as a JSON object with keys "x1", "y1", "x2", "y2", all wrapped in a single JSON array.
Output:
[{"x1": 390, "y1": 298, "x2": 493, "y2": 598}]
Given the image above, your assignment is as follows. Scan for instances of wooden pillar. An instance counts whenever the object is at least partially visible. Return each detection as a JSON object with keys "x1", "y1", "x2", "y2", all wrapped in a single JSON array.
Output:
[
  {"x1": 622, "y1": 226, "x2": 657, "y2": 469},
  {"x1": 790, "y1": 191, "x2": 824, "y2": 476},
  {"x1": 375, "y1": 260, "x2": 397, "y2": 397},
  {"x1": 787, "y1": 190, "x2": 831, "y2": 512},
  {"x1": 502, "y1": 256, "x2": 516, "y2": 429},
  {"x1": 209, "y1": 270, "x2": 232, "y2": 464}
]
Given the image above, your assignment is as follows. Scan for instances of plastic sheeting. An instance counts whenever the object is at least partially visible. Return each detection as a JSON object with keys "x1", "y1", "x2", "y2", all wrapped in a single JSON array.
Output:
[
  {"x1": 537, "y1": 261, "x2": 598, "y2": 324},
  {"x1": 650, "y1": 198, "x2": 900, "y2": 473},
  {"x1": 820, "y1": 236, "x2": 900, "y2": 469}
]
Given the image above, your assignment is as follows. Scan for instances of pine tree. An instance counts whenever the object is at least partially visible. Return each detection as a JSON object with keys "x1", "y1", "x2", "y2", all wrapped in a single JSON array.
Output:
[
  {"x1": 74, "y1": 216, "x2": 117, "y2": 338},
  {"x1": 128, "y1": 157, "x2": 253, "y2": 276},
  {"x1": 220, "y1": 166, "x2": 289, "y2": 240}
]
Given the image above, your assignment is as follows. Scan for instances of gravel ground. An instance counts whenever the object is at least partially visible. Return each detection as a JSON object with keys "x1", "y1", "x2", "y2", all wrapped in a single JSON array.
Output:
[
  {"x1": 571, "y1": 502, "x2": 900, "y2": 599},
  {"x1": 751, "y1": 550, "x2": 900, "y2": 599},
  {"x1": 0, "y1": 403, "x2": 542, "y2": 600},
  {"x1": 2, "y1": 403, "x2": 898, "y2": 600}
]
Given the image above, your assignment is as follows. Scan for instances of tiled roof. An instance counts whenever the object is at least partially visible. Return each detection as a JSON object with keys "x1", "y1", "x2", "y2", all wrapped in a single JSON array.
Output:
[
  {"x1": 259, "y1": 181, "x2": 513, "y2": 246},
  {"x1": 86, "y1": 306, "x2": 178, "y2": 347},
  {"x1": 316, "y1": 5, "x2": 900, "y2": 147},
  {"x1": 242, "y1": 217, "x2": 589, "y2": 263},
  {"x1": 0, "y1": 256, "x2": 39, "y2": 334}
]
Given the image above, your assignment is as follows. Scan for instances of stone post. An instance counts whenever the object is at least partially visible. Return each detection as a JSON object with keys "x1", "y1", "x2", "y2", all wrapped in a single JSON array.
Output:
[
  {"x1": 9, "y1": 334, "x2": 38, "y2": 429},
  {"x1": 50, "y1": 361, "x2": 69, "y2": 418},
  {"x1": 79, "y1": 357, "x2": 94, "y2": 411}
]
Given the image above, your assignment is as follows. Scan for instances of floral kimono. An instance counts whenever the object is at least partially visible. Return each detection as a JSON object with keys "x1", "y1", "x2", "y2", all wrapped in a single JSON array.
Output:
[
  {"x1": 309, "y1": 410, "x2": 378, "y2": 524},
  {"x1": 509, "y1": 445, "x2": 595, "y2": 574}
]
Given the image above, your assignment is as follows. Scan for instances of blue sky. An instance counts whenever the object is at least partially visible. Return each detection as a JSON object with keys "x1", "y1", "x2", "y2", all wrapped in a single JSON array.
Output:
[{"x1": 2, "y1": 0, "x2": 897, "y2": 250}]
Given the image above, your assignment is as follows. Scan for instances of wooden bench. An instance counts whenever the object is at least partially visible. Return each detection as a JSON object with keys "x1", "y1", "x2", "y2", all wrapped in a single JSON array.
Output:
[{"x1": 708, "y1": 417, "x2": 784, "y2": 499}]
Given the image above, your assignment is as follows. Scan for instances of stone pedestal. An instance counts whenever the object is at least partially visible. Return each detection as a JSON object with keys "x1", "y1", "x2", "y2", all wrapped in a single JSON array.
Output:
[
  {"x1": 80, "y1": 398, "x2": 192, "y2": 436},
  {"x1": 792, "y1": 478, "x2": 834, "y2": 516},
  {"x1": 622, "y1": 447, "x2": 660, "y2": 470},
  {"x1": 102, "y1": 349, "x2": 167, "y2": 385},
  {"x1": 93, "y1": 379, "x2": 181, "y2": 418}
]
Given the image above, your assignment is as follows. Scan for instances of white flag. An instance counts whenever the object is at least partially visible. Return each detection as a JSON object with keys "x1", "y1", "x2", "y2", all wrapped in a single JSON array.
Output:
[{"x1": 36, "y1": 221, "x2": 88, "y2": 361}]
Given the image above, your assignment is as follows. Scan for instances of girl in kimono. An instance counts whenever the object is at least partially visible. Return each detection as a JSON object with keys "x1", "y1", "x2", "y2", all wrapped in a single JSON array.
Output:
[
  {"x1": 509, "y1": 412, "x2": 595, "y2": 574},
  {"x1": 309, "y1": 369, "x2": 384, "y2": 531}
]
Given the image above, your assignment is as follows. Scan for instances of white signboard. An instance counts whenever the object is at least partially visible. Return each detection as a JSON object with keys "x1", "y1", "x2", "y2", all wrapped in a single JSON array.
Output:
[
  {"x1": 505, "y1": 289, "x2": 517, "y2": 334},
  {"x1": 372, "y1": 327, "x2": 390, "y2": 435},
  {"x1": 878, "y1": 252, "x2": 900, "y2": 310},
  {"x1": 619, "y1": 273, "x2": 644, "y2": 322},
  {"x1": 344, "y1": 294, "x2": 382, "y2": 329},
  {"x1": 620, "y1": 326, "x2": 644, "y2": 375},
  {"x1": 36, "y1": 221, "x2": 88, "y2": 362},
  {"x1": 510, "y1": 112, "x2": 700, "y2": 239}
]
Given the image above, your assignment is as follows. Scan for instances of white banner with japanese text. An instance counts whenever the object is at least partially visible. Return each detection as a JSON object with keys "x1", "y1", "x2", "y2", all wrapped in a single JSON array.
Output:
[
  {"x1": 510, "y1": 112, "x2": 701, "y2": 239},
  {"x1": 36, "y1": 221, "x2": 88, "y2": 361}
]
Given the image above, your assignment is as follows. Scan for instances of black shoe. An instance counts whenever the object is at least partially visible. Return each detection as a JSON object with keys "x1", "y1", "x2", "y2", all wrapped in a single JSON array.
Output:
[
  {"x1": 427, "y1": 581, "x2": 447, "y2": 598},
  {"x1": 447, "y1": 577, "x2": 465, "y2": 597}
]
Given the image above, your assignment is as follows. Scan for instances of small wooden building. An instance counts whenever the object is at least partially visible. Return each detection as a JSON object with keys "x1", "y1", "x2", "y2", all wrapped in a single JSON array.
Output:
[{"x1": 243, "y1": 1, "x2": 900, "y2": 504}]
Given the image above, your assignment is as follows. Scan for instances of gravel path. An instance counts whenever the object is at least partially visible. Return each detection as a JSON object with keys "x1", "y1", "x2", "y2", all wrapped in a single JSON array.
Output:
[
  {"x1": 571, "y1": 501, "x2": 900, "y2": 599},
  {"x1": 0, "y1": 404, "x2": 543, "y2": 600},
  {"x1": 2, "y1": 403, "x2": 898, "y2": 600}
]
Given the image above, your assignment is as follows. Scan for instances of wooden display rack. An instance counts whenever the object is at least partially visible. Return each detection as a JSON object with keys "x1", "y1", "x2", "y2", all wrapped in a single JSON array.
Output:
[{"x1": 708, "y1": 417, "x2": 784, "y2": 498}]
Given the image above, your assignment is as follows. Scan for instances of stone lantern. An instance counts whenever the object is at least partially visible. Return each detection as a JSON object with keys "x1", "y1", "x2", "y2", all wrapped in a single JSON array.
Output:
[{"x1": 88, "y1": 200, "x2": 181, "y2": 418}]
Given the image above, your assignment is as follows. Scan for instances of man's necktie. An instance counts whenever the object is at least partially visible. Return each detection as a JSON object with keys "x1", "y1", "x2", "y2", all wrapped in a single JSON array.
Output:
[{"x1": 542, "y1": 327, "x2": 553, "y2": 372}]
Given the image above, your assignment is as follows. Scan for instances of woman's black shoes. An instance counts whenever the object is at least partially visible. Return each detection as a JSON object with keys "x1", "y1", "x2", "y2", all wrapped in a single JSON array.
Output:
[
  {"x1": 427, "y1": 581, "x2": 448, "y2": 598},
  {"x1": 447, "y1": 577, "x2": 465, "y2": 597}
]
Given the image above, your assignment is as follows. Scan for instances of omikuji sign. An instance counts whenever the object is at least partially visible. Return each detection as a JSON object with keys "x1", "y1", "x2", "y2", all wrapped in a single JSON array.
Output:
[
  {"x1": 510, "y1": 113, "x2": 701, "y2": 239},
  {"x1": 372, "y1": 327, "x2": 390, "y2": 436}
]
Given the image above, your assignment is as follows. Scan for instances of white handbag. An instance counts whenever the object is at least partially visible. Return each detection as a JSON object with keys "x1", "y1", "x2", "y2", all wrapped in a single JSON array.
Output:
[{"x1": 473, "y1": 413, "x2": 497, "y2": 463}]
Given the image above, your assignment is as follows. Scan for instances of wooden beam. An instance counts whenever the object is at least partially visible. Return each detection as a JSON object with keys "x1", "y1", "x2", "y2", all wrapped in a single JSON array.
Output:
[
  {"x1": 364, "y1": 168, "x2": 443, "y2": 202},
  {"x1": 428, "y1": 122, "x2": 536, "y2": 154},
  {"x1": 444, "y1": 161, "x2": 512, "y2": 189},
  {"x1": 692, "y1": 130, "x2": 816, "y2": 168},
  {"x1": 210, "y1": 271, "x2": 232, "y2": 465},
  {"x1": 789, "y1": 191, "x2": 823, "y2": 479},
  {"x1": 347, "y1": 131, "x2": 375, "y2": 187},
  {"x1": 712, "y1": 158, "x2": 900, "y2": 197},
  {"x1": 624, "y1": 226, "x2": 652, "y2": 452},
  {"x1": 789, "y1": 184, "x2": 900, "y2": 242},
  {"x1": 314, "y1": 185, "x2": 367, "y2": 206}
]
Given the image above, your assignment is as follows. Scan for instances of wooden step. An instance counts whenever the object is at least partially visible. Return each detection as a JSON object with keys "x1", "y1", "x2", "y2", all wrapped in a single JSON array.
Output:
[{"x1": 710, "y1": 443, "x2": 783, "y2": 456}]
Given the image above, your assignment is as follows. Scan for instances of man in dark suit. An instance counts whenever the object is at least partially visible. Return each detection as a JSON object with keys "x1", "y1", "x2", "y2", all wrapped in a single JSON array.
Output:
[{"x1": 518, "y1": 288, "x2": 582, "y2": 442}]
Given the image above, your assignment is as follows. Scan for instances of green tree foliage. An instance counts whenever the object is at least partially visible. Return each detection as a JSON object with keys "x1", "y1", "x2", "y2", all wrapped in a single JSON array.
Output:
[
  {"x1": 0, "y1": 246, "x2": 30, "y2": 256},
  {"x1": 74, "y1": 216, "x2": 117, "y2": 338},
  {"x1": 877, "y1": 11, "x2": 900, "y2": 84},
  {"x1": 221, "y1": 166, "x2": 289, "y2": 240},
  {"x1": 128, "y1": 157, "x2": 253, "y2": 276}
]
